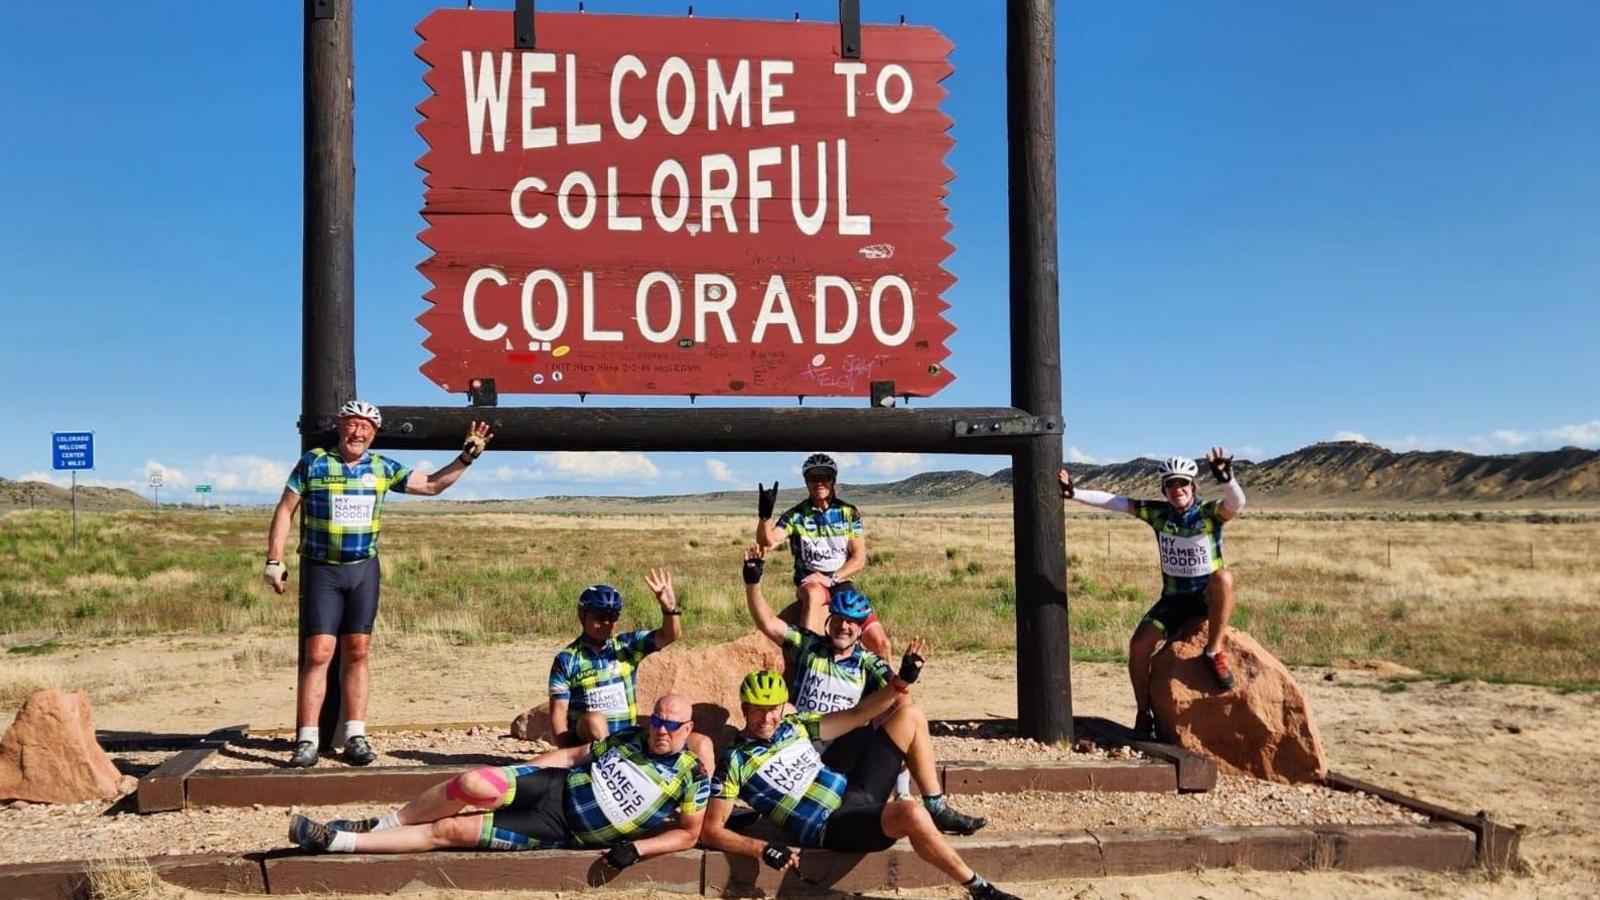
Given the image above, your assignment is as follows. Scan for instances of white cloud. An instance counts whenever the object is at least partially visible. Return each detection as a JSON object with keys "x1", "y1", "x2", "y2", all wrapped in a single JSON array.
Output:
[
  {"x1": 542, "y1": 451, "x2": 660, "y2": 481},
  {"x1": 860, "y1": 453, "x2": 925, "y2": 476},
  {"x1": 830, "y1": 452, "x2": 862, "y2": 470},
  {"x1": 705, "y1": 459, "x2": 738, "y2": 483},
  {"x1": 1064, "y1": 446, "x2": 1096, "y2": 464},
  {"x1": 487, "y1": 464, "x2": 545, "y2": 483},
  {"x1": 1326, "y1": 419, "x2": 1600, "y2": 455},
  {"x1": 1545, "y1": 420, "x2": 1600, "y2": 446},
  {"x1": 200, "y1": 454, "x2": 291, "y2": 494},
  {"x1": 17, "y1": 469, "x2": 70, "y2": 488},
  {"x1": 1330, "y1": 430, "x2": 1370, "y2": 443}
]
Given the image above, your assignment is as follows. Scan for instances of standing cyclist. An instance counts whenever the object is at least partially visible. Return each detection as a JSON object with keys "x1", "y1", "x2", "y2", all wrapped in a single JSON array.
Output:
[
  {"x1": 1059, "y1": 446, "x2": 1246, "y2": 737},
  {"x1": 755, "y1": 454, "x2": 890, "y2": 658},
  {"x1": 263, "y1": 401, "x2": 493, "y2": 767}
]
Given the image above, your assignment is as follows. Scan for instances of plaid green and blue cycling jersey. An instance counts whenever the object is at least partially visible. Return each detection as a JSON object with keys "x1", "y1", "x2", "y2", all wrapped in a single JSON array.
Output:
[
  {"x1": 285, "y1": 448, "x2": 413, "y2": 565},
  {"x1": 1132, "y1": 498, "x2": 1228, "y2": 595},
  {"x1": 481, "y1": 728, "x2": 709, "y2": 850},
  {"x1": 783, "y1": 626, "x2": 892, "y2": 714},
  {"x1": 712, "y1": 712, "x2": 846, "y2": 847},
  {"x1": 549, "y1": 630, "x2": 659, "y2": 734},
  {"x1": 775, "y1": 499, "x2": 863, "y2": 582}
]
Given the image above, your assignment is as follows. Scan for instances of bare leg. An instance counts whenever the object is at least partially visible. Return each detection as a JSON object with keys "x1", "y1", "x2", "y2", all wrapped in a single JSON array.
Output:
[
  {"x1": 390, "y1": 767, "x2": 510, "y2": 827},
  {"x1": 861, "y1": 621, "x2": 892, "y2": 659},
  {"x1": 879, "y1": 703, "x2": 939, "y2": 796},
  {"x1": 1204, "y1": 569, "x2": 1235, "y2": 655},
  {"x1": 353, "y1": 813, "x2": 485, "y2": 853},
  {"x1": 297, "y1": 635, "x2": 337, "y2": 728},
  {"x1": 880, "y1": 801, "x2": 973, "y2": 882},
  {"x1": 339, "y1": 633, "x2": 372, "y2": 722},
  {"x1": 1127, "y1": 623, "x2": 1163, "y2": 718},
  {"x1": 796, "y1": 583, "x2": 830, "y2": 634}
]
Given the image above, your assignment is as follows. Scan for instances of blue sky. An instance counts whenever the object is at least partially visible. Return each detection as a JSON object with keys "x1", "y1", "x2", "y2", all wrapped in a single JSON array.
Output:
[{"x1": 2, "y1": 1, "x2": 1597, "y2": 503}]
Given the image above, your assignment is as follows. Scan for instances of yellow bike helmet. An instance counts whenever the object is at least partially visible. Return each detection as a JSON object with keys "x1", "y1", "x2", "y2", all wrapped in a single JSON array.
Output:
[{"x1": 739, "y1": 670, "x2": 789, "y2": 706}]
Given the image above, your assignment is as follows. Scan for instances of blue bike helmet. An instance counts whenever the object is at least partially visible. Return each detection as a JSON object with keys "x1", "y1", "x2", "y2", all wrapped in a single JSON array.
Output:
[
  {"x1": 827, "y1": 584, "x2": 873, "y2": 622},
  {"x1": 578, "y1": 584, "x2": 624, "y2": 615}
]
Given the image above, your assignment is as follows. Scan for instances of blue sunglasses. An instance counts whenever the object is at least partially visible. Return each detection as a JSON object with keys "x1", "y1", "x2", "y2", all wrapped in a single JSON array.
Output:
[{"x1": 649, "y1": 714, "x2": 690, "y2": 733}]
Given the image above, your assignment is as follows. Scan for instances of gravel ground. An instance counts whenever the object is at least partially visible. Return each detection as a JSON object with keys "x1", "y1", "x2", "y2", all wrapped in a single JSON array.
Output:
[
  {"x1": 201, "y1": 726, "x2": 1141, "y2": 770},
  {"x1": 2, "y1": 738, "x2": 1422, "y2": 866}
]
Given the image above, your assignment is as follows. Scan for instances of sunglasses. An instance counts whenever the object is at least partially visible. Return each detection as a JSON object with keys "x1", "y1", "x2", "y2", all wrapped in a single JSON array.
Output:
[
  {"x1": 585, "y1": 612, "x2": 620, "y2": 623},
  {"x1": 649, "y1": 714, "x2": 690, "y2": 733},
  {"x1": 1162, "y1": 479, "x2": 1193, "y2": 491}
]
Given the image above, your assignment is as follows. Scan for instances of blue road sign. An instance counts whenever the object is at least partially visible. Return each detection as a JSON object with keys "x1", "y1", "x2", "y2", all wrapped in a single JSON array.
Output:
[{"x1": 52, "y1": 432, "x2": 94, "y2": 470}]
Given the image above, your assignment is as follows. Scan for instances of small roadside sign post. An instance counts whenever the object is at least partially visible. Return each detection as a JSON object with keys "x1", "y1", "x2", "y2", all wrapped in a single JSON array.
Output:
[
  {"x1": 195, "y1": 483, "x2": 212, "y2": 508},
  {"x1": 150, "y1": 470, "x2": 163, "y2": 509},
  {"x1": 52, "y1": 431, "x2": 94, "y2": 550}
]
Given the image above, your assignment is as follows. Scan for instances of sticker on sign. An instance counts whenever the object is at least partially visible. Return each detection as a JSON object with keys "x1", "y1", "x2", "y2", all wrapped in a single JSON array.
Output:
[{"x1": 415, "y1": 11, "x2": 956, "y2": 398}]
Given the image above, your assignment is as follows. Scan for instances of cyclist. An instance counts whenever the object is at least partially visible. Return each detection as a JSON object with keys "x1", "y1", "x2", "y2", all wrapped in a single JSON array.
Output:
[
  {"x1": 549, "y1": 571, "x2": 680, "y2": 746},
  {"x1": 755, "y1": 454, "x2": 890, "y2": 658},
  {"x1": 263, "y1": 400, "x2": 492, "y2": 768},
  {"x1": 700, "y1": 671, "x2": 1013, "y2": 900},
  {"x1": 743, "y1": 546, "x2": 922, "y2": 794},
  {"x1": 289, "y1": 693, "x2": 707, "y2": 868},
  {"x1": 1060, "y1": 446, "x2": 1246, "y2": 737},
  {"x1": 741, "y1": 547, "x2": 894, "y2": 717}
]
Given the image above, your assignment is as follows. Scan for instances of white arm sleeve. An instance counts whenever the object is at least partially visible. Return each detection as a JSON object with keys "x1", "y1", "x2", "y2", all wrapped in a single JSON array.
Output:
[
  {"x1": 1070, "y1": 489, "x2": 1134, "y2": 515},
  {"x1": 1220, "y1": 479, "x2": 1246, "y2": 514}
]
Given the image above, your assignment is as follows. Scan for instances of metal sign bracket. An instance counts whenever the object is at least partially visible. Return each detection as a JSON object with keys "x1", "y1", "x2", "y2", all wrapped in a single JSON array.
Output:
[
  {"x1": 840, "y1": 0, "x2": 861, "y2": 59},
  {"x1": 515, "y1": 0, "x2": 536, "y2": 48}
]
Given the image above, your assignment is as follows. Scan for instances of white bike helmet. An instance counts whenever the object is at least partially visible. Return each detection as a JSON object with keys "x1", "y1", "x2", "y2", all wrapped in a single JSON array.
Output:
[
  {"x1": 801, "y1": 453, "x2": 839, "y2": 479},
  {"x1": 338, "y1": 400, "x2": 383, "y2": 428},
  {"x1": 1157, "y1": 456, "x2": 1198, "y2": 484}
]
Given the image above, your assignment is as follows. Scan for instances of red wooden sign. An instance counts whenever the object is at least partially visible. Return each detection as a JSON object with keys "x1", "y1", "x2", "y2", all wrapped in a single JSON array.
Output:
[{"x1": 415, "y1": 10, "x2": 955, "y2": 398}]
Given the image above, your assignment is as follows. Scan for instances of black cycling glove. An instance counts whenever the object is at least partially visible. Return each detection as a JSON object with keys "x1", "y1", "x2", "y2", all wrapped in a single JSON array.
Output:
[
  {"x1": 742, "y1": 556, "x2": 765, "y2": 585},
  {"x1": 898, "y1": 650, "x2": 925, "y2": 684},
  {"x1": 1207, "y1": 455, "x2": 1234, "y2": 483},
  {"x1": 603, "y1": 840, "x2": 641, "y2": 869},
  {"x1": 757, "y1": 482, "x2": 779, "y2": 520},
  {"x1": 761, "y1": 842, "x2": 793, "y2": 870}
]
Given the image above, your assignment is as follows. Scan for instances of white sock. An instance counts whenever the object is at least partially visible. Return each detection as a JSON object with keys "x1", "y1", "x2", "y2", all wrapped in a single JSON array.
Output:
[
  {"x1": 328, "y1": 831, "x2": 357, "y2": 853},
  {"x1": 296, "y1": 727, "x2": 319, "y2": 745},
  {"x1": 344, "y1": 720, "x2": 366, "y2": 738},
  {"x1": 374, "y1": 811, "x2": 402, "y2": 831},
  {"x1": 895, "y1": 769, "x2": 912, "y2": 797}
]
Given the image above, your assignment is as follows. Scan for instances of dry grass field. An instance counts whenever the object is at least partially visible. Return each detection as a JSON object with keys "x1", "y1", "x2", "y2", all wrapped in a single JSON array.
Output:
[{"x1": 1, "y1": 506, "x2": 1596, "y2": 692}]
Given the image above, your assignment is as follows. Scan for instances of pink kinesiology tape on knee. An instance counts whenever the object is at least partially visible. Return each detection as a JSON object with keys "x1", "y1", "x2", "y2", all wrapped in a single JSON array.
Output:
[{"x1": 445, "y1": 767, "x2": 508, "y2": 806}]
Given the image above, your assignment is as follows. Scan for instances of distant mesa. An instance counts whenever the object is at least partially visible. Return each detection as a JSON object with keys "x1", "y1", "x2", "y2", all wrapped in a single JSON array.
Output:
[{"x1": 3, "y1": 441, "x2": 1596, "y2": 511}]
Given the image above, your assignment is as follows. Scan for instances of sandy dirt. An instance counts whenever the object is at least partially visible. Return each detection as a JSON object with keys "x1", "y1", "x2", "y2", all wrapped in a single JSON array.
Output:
[{"x1": 3, "y1": 634, "x2": 1598, "y2": 896}]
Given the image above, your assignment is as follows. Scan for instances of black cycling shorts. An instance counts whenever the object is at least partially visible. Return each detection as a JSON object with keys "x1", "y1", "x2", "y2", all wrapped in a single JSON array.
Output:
[
  {"x1": 299, "y1": 557, "x2": 381, "y2": 637},
  {"x1": 1140, "y1": 590, "x2": 1208, "y2": 637},
  {"x1": 820, "y1": 726, "x2": 904, "y2": 853},
  {"x1": 483, "y1": 766, "x2": 572, "y2": 848}
]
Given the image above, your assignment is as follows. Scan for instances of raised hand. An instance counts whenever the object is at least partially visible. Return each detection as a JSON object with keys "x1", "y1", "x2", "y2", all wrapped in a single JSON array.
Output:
[
  {"x1": 645, "y1": 567, "x2": 678, "y2": 612},
  {"x1": 757, "y1": 481, "x2": 779, "y2": 520},
  {"x1": 742, "y1": 546, "x2": 766, "y2": 585},
  {"x1": 898, "y1": 635, "x2": 928, "y2": 684},
  {"x1": 1204, "y1": 446, "x2": 1234, "y2": 483},
  {"x1": 460, "y1": 420, "x2": 494, "y2": 464},
  {"x1": 1058, "y1": 468, "x2": 1074, "y2": 500}
]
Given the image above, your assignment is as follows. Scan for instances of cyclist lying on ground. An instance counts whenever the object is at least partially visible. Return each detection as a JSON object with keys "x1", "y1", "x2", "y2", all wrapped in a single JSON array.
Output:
[
  {"x1": 700, "y1": 671, "x2": 1011, "y2": 900},
  {"x1": 289, "y1": 694, "x2": 706, "y2": 870}
]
